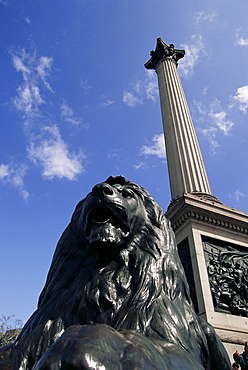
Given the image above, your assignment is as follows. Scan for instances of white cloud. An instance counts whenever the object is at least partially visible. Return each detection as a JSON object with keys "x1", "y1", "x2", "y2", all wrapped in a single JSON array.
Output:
[
  {"x1": 193, "y1": 100, "x2": 207, "y2": 115},
  {"x1": 20, "y1": 189, "x2": 30, "y2": 200},
  {"x1": 228, "y1": 190, "x2": 245, "y2": 202},
  {"x1": 0, "y1": 164, "x2": 9, "y2": 179},
  {"x1": 60, "y1": 100, "x2": 82, "y2": 125},
  {"x1": 123, "y1": 80, "x2": 144, "y2": 107},
  {"x1": 100, "y1": 99, "x2": 114, "y2": 107},
  {"x1": 61, "y1": 101, "x2": 74, "y2": 117},
  {"x1": 140, "y1": 134, "x2": 166, "y2": 159},
  {"x1": 145, "y1": 70, "x2": 159, "y2": 103},
  {"x1": 123, "y1": 72, "x2": 159, "y2": 107},
  {"x1": 133, "y1": 162, "x2": 147, "y2": 170},
  {"x1": 0, "y1": 163, "x2": 29, "y2": 199},
  {"x1": 11, "y1": 49, "x2": 53, "y2": 118},
  {"x1": 106, "y1": 149, "x2": 123, "y2": 160},
  {"x1": 207, "y1": 99, "x2": 234, "y2": 135},
  {"x1": 80, "y1": 80, "x2": 91, "y2": 96},
  {"x1": 28, "y1": 125, "x2": 84, "y2": 180},
  {"x1": 236, "y1": 36, "x2": 248, "y2": 47},
  {"x1": 123, "y1": 91, "x2": 143, "y2": 107},
  {"x1": 12, "y1": 52, "x2": 30, "y2": 75},
  {"x1": 13, "y1": 84, "x2": 44, "y2": 116},
  {"x1": 133, "y1": 81, "x2": 142, "y2": 94},
  {"x1": 235, "y1": 29, "x2": 248, "y2": 46},
  {"x1": 194, "y1": 11, "x2": 217, "y2": 25},
  {"x1": 194, "y1": 99, "x2": 234, "y2": 154},
  {"x1": 209, "y1": 111, "x2": 234, "y2": 135},
  {"x1": 178, "y1": 11, "x2": 216, "y2": 78},
  {"x1": 6, "y1": 47, "x2": 89, "y2": 194},
  {"x1": 203, "y1": 86, "x2": 209, "y2": 95},
  {"x1": 233, "y1": 85, "x2": 248, "y2": 113},
  {"x1": 36, "y1": 56, "x2": 54, "y2": 92},
  {"x1": 200, "y1": 127, "x2": 220, "y2": 156},
  {"x1": 179, "y1": 34, "x2": 205, "y2": 78}
]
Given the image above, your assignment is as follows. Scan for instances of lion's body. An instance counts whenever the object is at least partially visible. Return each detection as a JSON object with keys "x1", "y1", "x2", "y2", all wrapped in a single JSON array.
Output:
[{"x1": 1, "y1": 176, "x2": 230, "y2": 369}]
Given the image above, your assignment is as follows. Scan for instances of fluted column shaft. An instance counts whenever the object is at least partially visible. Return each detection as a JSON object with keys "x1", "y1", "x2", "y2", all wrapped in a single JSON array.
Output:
[
  {"x1": 157, "y1": 58, "x2": 211, "y2": 199},
  {"x1": 145, "y1": 38, "x2": 211, "y2": 200}
]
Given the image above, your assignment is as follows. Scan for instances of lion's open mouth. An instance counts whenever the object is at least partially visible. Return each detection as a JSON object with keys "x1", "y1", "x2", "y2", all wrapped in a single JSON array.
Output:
[{"x1": 84, "y1": 205, "x2": 130, "y2": 245}]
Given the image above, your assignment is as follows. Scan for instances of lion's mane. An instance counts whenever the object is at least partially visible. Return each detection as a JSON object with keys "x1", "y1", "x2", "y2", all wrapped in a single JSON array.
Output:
[{"x1": 10, "y1": 176, "x2": 212, "y2": 369}]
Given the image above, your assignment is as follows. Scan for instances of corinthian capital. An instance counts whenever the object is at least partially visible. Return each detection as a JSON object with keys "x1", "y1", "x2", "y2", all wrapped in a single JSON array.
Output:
[{"x1": 145, "y1": 38, "x2": 185, "y2": 70}]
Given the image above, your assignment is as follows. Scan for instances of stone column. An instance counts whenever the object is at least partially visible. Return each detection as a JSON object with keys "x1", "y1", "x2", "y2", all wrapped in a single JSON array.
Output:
[{"x1": 145, "y1": 38, "x2": 211, "y2": 200}]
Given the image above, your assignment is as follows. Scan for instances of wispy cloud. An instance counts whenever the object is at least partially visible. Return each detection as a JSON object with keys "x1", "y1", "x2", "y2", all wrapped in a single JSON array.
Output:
[
  {"x1": 179, "y1": 11, "x2": 217, "y2": 78},
  {"x1": 106, "y1": 150, "x2": 120, "y2": 160},
  {"x1": 140, "y1": 134, "x2": 166, "y2": 159},
  {"x1": 123, "y1": 80, "x2": 143, "y2": 107},
  {"x1": 100, "y1": 97, "x2": 114, "y2": 107},
  {"x1": 144, "y1": 70, "x2": 159, "y2": 103},
  {"x1": 228, "y1": 189, "x2": 245, "y2": 202},
  {"x1": 233, "y1": 85, "x2": 248, "y2": 113},
  {"x1": 194, "y1": 11, "x2": 217, "y2": 25},
  {"x1": 195, "y1": 99, "x2": 234, "y2": 154},
  {"x1": 36, "y1": 56, "x2": 54, "y2": 92},
  {"x1": 209, "y1": 110, "x2": 234, "y2": 135},
  {"x1": 0, "y1": 164, "x2": 9, "y2": 179},
  {"x1": 179, "y1": 34, "x2": 205, "y2": 78},
  {"x1": 209, "y1": 99, "x2": 234, "y2": 135},
  {"x1": 0, "y1": 163, "x2": 29, "y2": 199},
  {"x1": 60, "y1": 100, "x2": 82, "y2": 125},
  {"x1": 193, "y1": 100, "x2": 207, "y2": 115},
  {"x1": 200, "y1": 127, "x2": 220, "y2": 155},
  {"x1": 28, "y1": 125, "x2": 84, "y2": 180},
  {"x1": 123, "y1": 91, "x2": 143, "y2": 107},
  {"x1": 11, "y1": 49, "x2": 53, "y2": 119},
  {"x1": 123, "y1": 71, "x2": 158, "y2": 107},
  {"x1": 235, "y1": 28, "x2": 248, "y2": 46},
  {"x1": 8, "y1": 48, "x2": 87, "y2": 197},
  {"x1": 80, "y1": 79, "x2": 91, "y2": 96},
  {"x1": 133, "y1": 162, "x2": 147, "y2": 170},
  {"x1": 6, "y1": 48, "x2": 55, "y2": 197}
]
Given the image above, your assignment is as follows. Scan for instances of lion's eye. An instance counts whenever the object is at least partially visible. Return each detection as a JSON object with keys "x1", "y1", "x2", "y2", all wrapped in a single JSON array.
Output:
[{"x1": 122, "y1": 189, "x2": 134, "y2": 199}]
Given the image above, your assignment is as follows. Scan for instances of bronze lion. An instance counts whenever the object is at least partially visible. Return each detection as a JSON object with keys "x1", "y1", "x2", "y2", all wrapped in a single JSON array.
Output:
[{"x1": 0, "y1": 176, "x2": 230, "y2": 369}]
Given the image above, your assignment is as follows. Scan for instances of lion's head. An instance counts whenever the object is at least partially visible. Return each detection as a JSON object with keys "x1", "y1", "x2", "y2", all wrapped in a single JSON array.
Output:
[
  {"x1": 77, "y1": 175, "x2": 154, "y2": 254},
  {"x1": 9, "y1": 176, "x2": 214, "y2": 369}
]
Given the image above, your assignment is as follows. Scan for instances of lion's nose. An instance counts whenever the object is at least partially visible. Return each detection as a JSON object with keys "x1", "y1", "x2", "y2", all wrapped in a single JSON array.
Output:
[{"x1": 91, "y1": 183, "x2": 114, "y2": 198}]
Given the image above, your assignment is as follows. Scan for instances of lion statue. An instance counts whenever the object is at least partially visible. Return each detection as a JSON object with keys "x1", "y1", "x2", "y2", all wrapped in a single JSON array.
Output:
[{"x1": 0, "y1": 176, "x2": 230, "y2": 369}]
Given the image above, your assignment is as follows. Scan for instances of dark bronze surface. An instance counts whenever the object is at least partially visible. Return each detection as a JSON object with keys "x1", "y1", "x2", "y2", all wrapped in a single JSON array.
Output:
[
  {"x1": 204, "y1": 237, "x2": 248, "y2": 317},
  {"x1": 0, "y1": 176, "x2": 230, "y2": 369},
  {"x1": 145, "y1": 37, "x2": 185, "y2": 70}
]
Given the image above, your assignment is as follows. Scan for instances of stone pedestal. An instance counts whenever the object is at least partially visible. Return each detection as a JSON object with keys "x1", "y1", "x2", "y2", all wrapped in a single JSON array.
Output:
[{"x1": 166, "y1": 194, "x2": 248, "y2": 360}]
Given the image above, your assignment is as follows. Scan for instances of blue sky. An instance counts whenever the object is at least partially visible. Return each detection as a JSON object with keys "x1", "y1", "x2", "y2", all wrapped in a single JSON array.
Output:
[{"x1": 1, "y1": 1, "x2": 248, "y2": 325}]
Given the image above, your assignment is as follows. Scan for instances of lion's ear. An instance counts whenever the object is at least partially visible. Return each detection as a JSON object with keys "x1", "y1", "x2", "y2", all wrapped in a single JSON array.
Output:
[{"x1": 105, "y1": 175, "x2": 126, "y2": 186}]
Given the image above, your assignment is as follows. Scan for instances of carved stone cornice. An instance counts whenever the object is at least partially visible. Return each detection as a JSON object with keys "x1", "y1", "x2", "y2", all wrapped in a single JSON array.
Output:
[
  {"x1": 167, "y1": 192, "x2": 223, "y2": 211},
  {"x1": 166, "y1": 193, "x2": 248, "y2": 236},
  {"x1": 218, "y1": 335, "x2": 248, "y2": 345},
  {"x1": 178, "y1": 210, "x2": 248, "y2": 234}
]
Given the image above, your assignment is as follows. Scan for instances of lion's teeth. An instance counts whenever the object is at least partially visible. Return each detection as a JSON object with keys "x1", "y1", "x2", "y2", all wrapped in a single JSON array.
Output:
[{"x1": 95, "y1": 218, "x2": 110, "y2": 225}]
